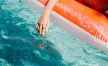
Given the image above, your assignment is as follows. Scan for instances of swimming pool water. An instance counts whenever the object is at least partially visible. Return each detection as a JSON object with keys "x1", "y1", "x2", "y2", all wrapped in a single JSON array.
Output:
[{"x1": 0, "y1": 0, "x2": 108, "y2": 66}]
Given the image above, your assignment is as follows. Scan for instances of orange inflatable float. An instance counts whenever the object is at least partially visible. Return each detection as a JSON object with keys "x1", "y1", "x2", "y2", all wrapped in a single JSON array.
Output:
[{"x1": 23, "y1": 0, "x2": 108, "y2": 52}]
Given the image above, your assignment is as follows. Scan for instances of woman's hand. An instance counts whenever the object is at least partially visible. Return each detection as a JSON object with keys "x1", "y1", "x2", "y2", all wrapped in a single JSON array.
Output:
[
  {"x1": 36, "y1": 12, "x2": 50, "y2": 36},
  {"x1": 36, "y1": 0, "x2": 59, "y2": 36}
]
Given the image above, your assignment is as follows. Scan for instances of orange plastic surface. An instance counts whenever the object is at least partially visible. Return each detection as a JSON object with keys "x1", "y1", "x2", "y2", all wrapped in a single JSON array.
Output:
[{"x1": 38, "y1": 0, "x2": 108, "y2": 42}]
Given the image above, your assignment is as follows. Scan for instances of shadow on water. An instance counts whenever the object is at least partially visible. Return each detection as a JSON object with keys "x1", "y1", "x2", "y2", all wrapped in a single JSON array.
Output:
[
  {"x1": 0, "y1": 6, "x2": 64, "y2": 66},
  {"x1": 0, "y1": 38, "x2": 64, "y2": 66}
]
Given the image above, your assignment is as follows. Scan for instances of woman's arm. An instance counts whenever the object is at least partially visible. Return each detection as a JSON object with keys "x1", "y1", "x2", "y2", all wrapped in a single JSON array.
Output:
[{"x1": 36, "y1": 0, "x2": 59, "y2": 36}]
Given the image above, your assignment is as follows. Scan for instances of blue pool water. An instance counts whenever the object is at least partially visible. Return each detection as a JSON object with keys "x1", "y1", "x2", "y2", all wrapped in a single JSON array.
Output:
[{"x1": 0, "y1": 0, "x2": 108, "y2": 66}]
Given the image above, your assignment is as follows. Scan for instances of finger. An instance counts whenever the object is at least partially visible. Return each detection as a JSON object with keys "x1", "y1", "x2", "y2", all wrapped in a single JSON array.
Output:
[
  {"x1": 36, "y1": 25, "x2": 40, "y2": 33},
  {"x1": 45, "y1": 22, "x2": 49, "y2": 32},
  {"x1": 39, "y1": 23, "x2": 42, "y2": 35},
  {"x1": 41, "y1": 27, "x2": 45, "y2": 36},
  {"x1": 36, "y1": 23, "x2": 40, "y2": 33},
  {"x1": 41, "y1": 24, "x2": 45, "y2": 36},
  {"x1": 36, "y1": 22, "x2": 40, "y2": 29}
]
